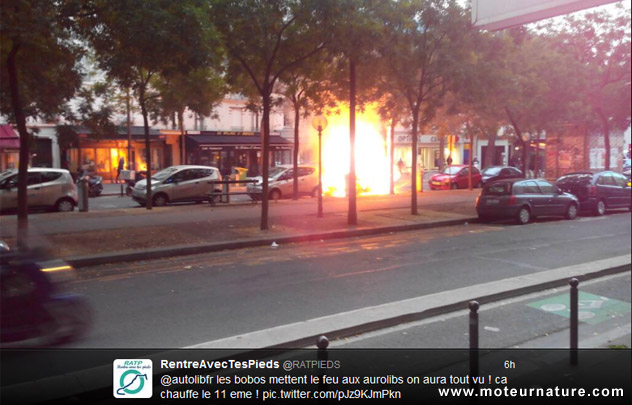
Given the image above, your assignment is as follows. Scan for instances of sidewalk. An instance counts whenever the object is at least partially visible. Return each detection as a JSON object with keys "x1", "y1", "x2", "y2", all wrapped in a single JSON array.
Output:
[{"x1": 1, "y1": 189, "x2": 479, "y2": 267}]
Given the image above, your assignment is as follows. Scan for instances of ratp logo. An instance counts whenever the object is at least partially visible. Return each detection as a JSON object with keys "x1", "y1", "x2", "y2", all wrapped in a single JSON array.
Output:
[{"x1": 113, "y1": 359, "x2": 152, "y2": 398}]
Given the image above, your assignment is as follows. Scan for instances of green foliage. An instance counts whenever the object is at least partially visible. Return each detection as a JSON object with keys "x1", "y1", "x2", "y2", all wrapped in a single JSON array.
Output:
[
  {"x1": 211, "y1": 0, "x2": 334, "y2": 229},
  {"x1": 0, "y1": 0, "x2": 84, "y2": 121}
]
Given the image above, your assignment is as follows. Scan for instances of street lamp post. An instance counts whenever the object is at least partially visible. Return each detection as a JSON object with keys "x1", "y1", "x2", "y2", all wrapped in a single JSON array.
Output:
[{"x1": 312, "y1": 116, "x2": 328, "y2": 218}]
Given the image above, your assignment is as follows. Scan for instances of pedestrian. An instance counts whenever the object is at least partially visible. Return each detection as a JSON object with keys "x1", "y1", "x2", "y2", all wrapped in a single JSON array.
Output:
[
  {"x1": 472, "y1": 156, "x2": 479, "y2": 169},
  {"x1": 446, "y1": 155, "x2": 453, "y2": 166},
  {"x1": 116, "y1": 156, "x2": 125, "y2": 183},
  {"x1": 397, "y1": 158, "x2": 405, "y2": 175}
]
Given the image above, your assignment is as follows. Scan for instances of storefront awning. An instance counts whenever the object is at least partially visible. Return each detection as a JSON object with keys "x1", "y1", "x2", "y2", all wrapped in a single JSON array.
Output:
[
  {"x1": 0, "y1": 125, "x2": 20, "y2": 151},
  {"x1": 74, "y1": 125, "x2": 164, "y2": 140},
  {"x1": 186, "y1": 133, "x2": 293, "y2": 150}
]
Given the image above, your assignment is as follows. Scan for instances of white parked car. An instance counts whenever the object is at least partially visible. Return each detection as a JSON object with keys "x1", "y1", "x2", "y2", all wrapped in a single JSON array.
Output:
[
  {"x1": 0, "y1": 168, "x2": 77, "y2": 213},
  {"x1": 131, "y1": 165, "x2": 221, "y2": 206},
  {"x1": 247, "y1": 164, "x2": 319, "y2": 201}
]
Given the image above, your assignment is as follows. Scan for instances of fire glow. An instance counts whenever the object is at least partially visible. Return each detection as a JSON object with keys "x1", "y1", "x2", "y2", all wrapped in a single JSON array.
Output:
[{"x1": 312, "y1": 104, "x2": 399, "y2": 197}]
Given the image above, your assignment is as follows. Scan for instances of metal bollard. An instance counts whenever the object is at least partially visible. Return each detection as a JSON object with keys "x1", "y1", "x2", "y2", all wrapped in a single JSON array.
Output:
[
  {"x1": 317, "y1": 335, "x2": 329, "y2": 404},
  {"x1": 569, "y1": 278, "x2": 579, "y2": 365},
  {"x1": 78, "y1": 178, "x2": 89, "y2": 212},
  {"x1": 469, "y1": 301, "x2": 479, "y2": 388}
]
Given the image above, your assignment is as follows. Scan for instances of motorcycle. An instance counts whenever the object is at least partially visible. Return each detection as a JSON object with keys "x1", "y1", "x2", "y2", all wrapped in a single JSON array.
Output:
[
  {"x1": 125, "y1": 170, "x2": 146, "y2": 196},
  {"x1": 87, "y1": 175, "x2": 103, "y2": 197},
  {"x1": 0, "y1": 241, "x2": 92, "y2": 346},
  {"x1": 75, "y1": 171, "x2": 103, "y2": 197}
]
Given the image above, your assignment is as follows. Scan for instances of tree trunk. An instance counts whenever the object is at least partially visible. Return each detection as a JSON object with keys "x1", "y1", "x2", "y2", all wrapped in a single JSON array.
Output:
[
  {"x1": 438, "y1": 130, "x2": 445, "y2": 173},
  {"x1": 7, "y1": 42, "x2": 30, "y2": 249},
  {"x1": 139, "y1": 87, "x2": 152, "y2": 210},
  {"x1": 468, "y1": 129, "x2": 474, "y2": 190},
  {"x1": 260, "y1": 92, "x2": 271, "y2": 230},
  {"x1": 178, "y1": 109, "x2": 185, "y2": 165},
  {"x1": 292, "y1": 104, "x2": 300, "y2": 200},
  {"x1": 505, "y1": 107, "x2": 527, "y2": 178},
  {"x1": 348, "y1": 59, "x2": 357, "y2": 225},
  {"x1": 597, "y1": 109, "x2": 611, "y2": 170},
  {"x1": 410, "y1": 109, "x2": 419, "y2": 216},
  {"x1": 390, "y1": 119, "x2": 395, "y2": 195}
]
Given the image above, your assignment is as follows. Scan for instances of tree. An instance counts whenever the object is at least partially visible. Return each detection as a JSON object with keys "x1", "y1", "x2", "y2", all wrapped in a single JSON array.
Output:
[
  {"x1": 280, "y1": 61, "x2": 333, "y2": 200},
  {"x1": 501, "y1": 28, "x2": 588, "y2": 176},
  {"x1": 81, "y1": 0, "x2": 220, "y2": 209},
  {"x1": 326, "y1": 0, "x2": 385, "y2": 225},
  {"x1": 377, "y1": 0, "x2": 470, "y2": 215},
  {"x1": 542, "y1": 6, "x2": 631, "y2": 170},
  {"x1": 151, "y1": 68, "x2": 228, "y2": 164},
  {"x1": 1, "y1": 0, "x2": 84, "y2": 248},
  {"x1": 212, "y1": 0, "x2": 333, "y2": 230}
]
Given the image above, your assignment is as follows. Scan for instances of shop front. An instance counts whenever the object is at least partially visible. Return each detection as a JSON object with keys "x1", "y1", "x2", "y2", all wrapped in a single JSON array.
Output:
[
  {"x1": 65, "y1": 126, "x2": 172, "y2": 181},
  {"x1": 394, "y1": 132, "x2": 448, "y2": 171},
  {"x1": 186, "y1": 131, "x2": 293, "y2": 177},
  {"x1": 0, "y1": 125, "x2": 20, "y2": 172}
]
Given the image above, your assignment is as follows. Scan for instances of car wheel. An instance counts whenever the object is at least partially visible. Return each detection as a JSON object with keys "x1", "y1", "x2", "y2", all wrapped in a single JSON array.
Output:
[
  {"x1": 153, "y1": 193, "x2": 168, "y2": 207},
  {"x1": 595, "y1": 199, "x2": 606, "y2": 216},
  {"x1": 55, "y1": 198, "x2": 75, "y2": 212},
  {"x1": 270, "y1": 189, "x2": 282, "y2": 202},
  {"x1": 515, "y1": 206, "x2": 531, "y2": 225},
  {"x1": 565, "y1": 203, "x2": 578, "y2": 220},
  {"x1": 451, "y1": 183, "x2": 458, "y2": 190}
]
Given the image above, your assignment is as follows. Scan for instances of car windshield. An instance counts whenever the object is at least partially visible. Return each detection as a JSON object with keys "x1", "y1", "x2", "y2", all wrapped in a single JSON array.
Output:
[
  {"x1": 152, "y1": 167, "x2": 180, "y2": 181},
  {"x1": 0, "y1": 170, "x2": 16, "y2": 180},
  {"x1": 482, "y1": 167, "x2": 502, "y2": 176},
  {"x1": 268, "y1": 166, "x2": 288, "y2": 178},
  {"x1": 441, "y1": 166, "x2": 461, "y2": 175}
]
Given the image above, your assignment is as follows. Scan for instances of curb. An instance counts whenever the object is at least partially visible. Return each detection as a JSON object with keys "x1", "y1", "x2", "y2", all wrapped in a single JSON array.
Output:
[
  {"x1": 67, "y1": 217, "x2": 477, "y2": 268},
  {"x1": 188, "y1": 255, "x2": 632, "y2": 350}
]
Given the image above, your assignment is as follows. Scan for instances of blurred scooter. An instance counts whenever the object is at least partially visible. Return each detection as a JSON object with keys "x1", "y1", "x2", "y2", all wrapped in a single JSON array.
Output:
[
  {"x1": 76, "y1": 170, "x2": 103, "y2": 197},
  {"x1": 0, "y1": 241, "x2": 92, "y2": 346}
]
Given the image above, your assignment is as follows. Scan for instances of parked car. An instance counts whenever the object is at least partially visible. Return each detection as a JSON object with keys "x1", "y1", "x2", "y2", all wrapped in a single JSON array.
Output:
[
  {"x1": 480, "y1": 166, "x2": 522, "y2": 185},
  {"x1": 247, "y1": 164, "x2": 318, "y2": 201},
  {"x1": 131, "y1": 165, "x2": 222, "y2": 207},
  {"x1": 476, "y1": 178, "x2": 579, "y2": 225},
  {"x1": 623, "y1": 168, "x2": 631, "y2": 180},
  {"x1": 554, "y1": 171, "x2": 631, "y2": 216},
  {"x1": 428, "y1": 165, "x2": 482, "y2": 190},
  {"x1": 0, "y1": 168, "x2": 78, "y2": 213}
]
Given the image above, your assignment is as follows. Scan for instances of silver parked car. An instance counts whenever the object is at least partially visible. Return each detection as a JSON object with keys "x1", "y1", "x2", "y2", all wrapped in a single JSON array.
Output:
[
  {"x1": 0, "y1": 168, "x2": 78, "y2": 213},
  {"x1": 131, "y1": 165, "x2": 222, "y2": 206},
  {"x1": 247, "y1": 164, "x2": 319, "y2": 201}
]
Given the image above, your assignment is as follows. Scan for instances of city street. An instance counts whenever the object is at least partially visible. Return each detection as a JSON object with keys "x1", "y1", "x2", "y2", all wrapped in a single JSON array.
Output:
[{"x1": 64, "y1": 211, "x2": 630, "y2": 348}]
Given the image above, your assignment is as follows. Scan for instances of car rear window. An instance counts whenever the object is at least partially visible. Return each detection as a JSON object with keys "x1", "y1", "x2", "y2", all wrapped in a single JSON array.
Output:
[
  {"x1": 556, "y1": 173, "x2": 593, "y2": 185},
  {"x1": 41, "y1": 172, "x2": 63, "y2": 182},
  {"x1": 482, "y1": 182, "x2": 511, "y2": 195}
]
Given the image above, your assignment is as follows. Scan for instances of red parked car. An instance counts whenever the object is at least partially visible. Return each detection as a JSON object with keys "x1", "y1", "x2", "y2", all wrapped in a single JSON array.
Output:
[{"x1": 429, "y1": 165, "x2": 482, "y2": 190}]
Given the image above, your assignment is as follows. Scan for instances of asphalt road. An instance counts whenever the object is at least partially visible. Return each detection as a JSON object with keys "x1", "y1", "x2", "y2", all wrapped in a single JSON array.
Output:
[
  {"x1": 64, "y1": 211, "x2": 631, "y2": 348},
  {"x1": 334, "y1": 272, "x2": 631, "y2": 349}
]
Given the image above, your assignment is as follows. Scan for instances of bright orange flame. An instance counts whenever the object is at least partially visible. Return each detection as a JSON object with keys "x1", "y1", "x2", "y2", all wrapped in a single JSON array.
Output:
[{"x1": 313, "y1": 104, "x2": 398, "y2": 197}]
